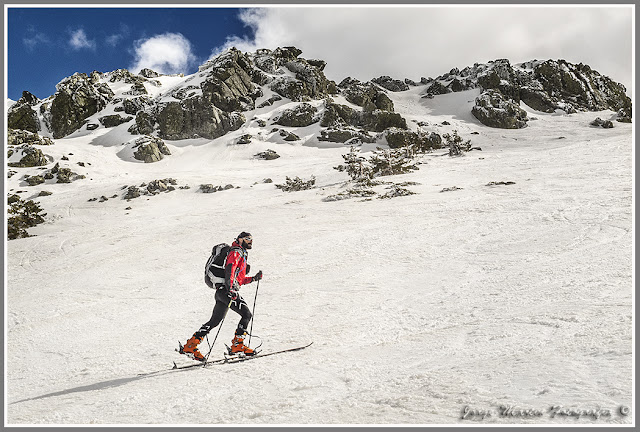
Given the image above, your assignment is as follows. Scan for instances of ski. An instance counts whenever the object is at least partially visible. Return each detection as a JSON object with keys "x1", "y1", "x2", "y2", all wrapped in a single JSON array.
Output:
[{"x1": 171, "y1": 342, "x2": 313, "y2": 370}]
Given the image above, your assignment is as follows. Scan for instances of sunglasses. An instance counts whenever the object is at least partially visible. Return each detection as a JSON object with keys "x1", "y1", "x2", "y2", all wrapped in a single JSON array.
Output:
[{"x1": 242, "y1": 236, "x2": 253, "y2": 242}]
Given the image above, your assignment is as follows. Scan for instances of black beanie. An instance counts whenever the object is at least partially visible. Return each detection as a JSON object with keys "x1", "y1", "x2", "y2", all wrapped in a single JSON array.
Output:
[{"x1": 237, "y1": 231, "x2": 252, "y2": 240}]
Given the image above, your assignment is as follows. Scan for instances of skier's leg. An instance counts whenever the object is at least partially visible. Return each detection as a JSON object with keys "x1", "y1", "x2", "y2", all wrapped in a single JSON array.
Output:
[
  {"x1": 194, "y1": 288, "x2": 233, "y2": 338},
  {"x1": 229, "y1": 295, "x2": 252, "y2": 335}
]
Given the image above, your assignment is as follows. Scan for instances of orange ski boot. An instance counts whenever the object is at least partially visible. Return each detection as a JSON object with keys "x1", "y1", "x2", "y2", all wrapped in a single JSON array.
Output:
[
  {"x1": 230, "y1": 334, "x2": 255, "y2": 356},
  {"x1": 182, "y1": 335, "x2": 205, "y2": 361}
]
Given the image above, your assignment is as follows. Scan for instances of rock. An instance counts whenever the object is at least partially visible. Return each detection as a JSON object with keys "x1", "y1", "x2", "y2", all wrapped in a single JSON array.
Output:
[
  {"x1": 339, "y1": 78, "x2": 396, "y2": 111},
  {"x1": 280, "y1": 130, "x2": 300, "y2": 141},
  {"x1": 124, "y1": 186, "x2": 141, "y2": 200},
  {"x1": 472, "y1": 90, "x2": 528, "y2": 129},
  {"x1": 372, "y1": 76, "x2": 409, "y2": 92},
  {"x1": 38, "y1": 190, "x2": 53, "y2": 197},
  {"x1": 320, "y1": 101, "x2": 360, "y2": 128},
  {"x1": 99, "y1": 114, "x2": 133, "y2": 128},
  {"x1": 139, "y1": 68, "x2": 160, "y2": 78},
  {"x1": 361, "y1": 110, "x2": 407, "y2": 132},
  {"x1": 7, "y1": 104, "x2": 40, "y2": 133},
  {"x1": 257, "y1": 94, "x2": 283, "y2": 109},
  {"x1": 156, "y1": 99, "x2": 245, "y2": 140},
  {"x1": 49, "y1": 72, "x2": 115, "y2": 138},
  {"x1": 237, "y1": 134, "x2": 252, "y2": 144},
  {"x1": 130, "y1": 111, "x2": 155, "y2": 135},
  {"x1": 318, "y1": 128, "x2": 376, "y2": 144},
  {"x1": 26, "y1": 175, "x2": 45, "y2": 186},
  {"x1": 131, "y1": 135, "x2": 171, "y2": 163},
  {"x1": 200, "y1": 184, "x2": 234, "y2": 193},
  {"x1": 255, "y1": 150, "x2": 280, "y2": 160},
  {"x1": 385, "y1": 128, "x2": 442, "y2": 151},
  {"x1": 275, "y1": 103, "x2": 318, "y2": 127},
  {"x1": 199, "y1": 48, "x2": 256, "y2": 112},
  {"x1": 8, "y1": 145, "x2": 49, "y2": 167},
  {"x1": 122, "y1": 96, "x2": 152, "y2": 115},
  {"x1": 56, "y1": 167, "x2": 75, "y2": 183},
  {"x1": 7, "y1": 129, "x2": 53, "y2": 147},
  {"x1": 86, "y1": 123, "x2": 99, "y2": 130},
  {"x1": 591, "y1": 117, "x2": 615, "y2": 128}
]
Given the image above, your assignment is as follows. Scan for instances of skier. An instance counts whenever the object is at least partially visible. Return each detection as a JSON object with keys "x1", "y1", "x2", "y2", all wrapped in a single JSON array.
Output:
[{"x1": 182, "y1": 232, "x2": 263, "y2": 361}]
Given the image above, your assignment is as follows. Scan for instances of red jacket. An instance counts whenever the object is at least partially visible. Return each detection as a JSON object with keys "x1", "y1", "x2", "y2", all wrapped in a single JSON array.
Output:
[{"x1": 224, "y1": 241, "x2": 253, "y2": 292}]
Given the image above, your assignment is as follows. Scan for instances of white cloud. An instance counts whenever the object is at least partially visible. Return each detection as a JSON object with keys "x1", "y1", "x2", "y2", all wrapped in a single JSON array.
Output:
[
  {"x1": 222, "y1": 6, "x2": 632, "y2": 93},
  {"x1": 106, "y1": 23, "x2": 130, "y2": 47},
  {"x1": 129, "y1": 32, "x2": 197, "y2": 74},
  {"x1": 23, "y1": 32, "x2": 49, "y2": 51},
  {"x1": 69, "y1": 28, "x2": 96, "y2": 50}
]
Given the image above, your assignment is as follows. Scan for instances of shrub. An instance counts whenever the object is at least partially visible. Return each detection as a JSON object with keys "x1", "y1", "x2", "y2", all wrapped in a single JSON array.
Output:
[
  {"x1": 442, "y1": 130, "x2": 471, "y2": 157},
  {"x1": 7, "y1": 194, "x2": 47, "y2": 240},
  {"x1": 275, "y1": 176, "x2": 316, "y2": 192}
]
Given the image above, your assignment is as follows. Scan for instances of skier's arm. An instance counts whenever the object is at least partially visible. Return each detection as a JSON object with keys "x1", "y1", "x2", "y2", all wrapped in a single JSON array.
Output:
[{"x1": 224, "y1": 250, "x2": 253, "y2": 288}]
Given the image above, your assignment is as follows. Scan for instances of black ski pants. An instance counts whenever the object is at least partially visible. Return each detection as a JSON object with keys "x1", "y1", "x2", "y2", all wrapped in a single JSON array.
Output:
[{"x1": 194, "y1": 286, "x2": 252, "y2": 339}]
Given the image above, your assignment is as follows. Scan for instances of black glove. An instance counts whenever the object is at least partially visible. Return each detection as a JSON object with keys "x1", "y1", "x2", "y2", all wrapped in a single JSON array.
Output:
[
  {"x1": 253, "y1": 271, "x2": 263, "y2": 282},
  {"x1": 229, "y1": 289, "x2": 239, "y2": 301},
  {"x1": 246, "y1": 264, "x2": 251, "y2": 274}
]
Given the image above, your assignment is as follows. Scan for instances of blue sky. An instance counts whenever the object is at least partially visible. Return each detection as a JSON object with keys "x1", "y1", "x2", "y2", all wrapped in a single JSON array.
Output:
[
  {"x1": 7, "y1": 7, "x2": 252, "y2": 100},
  {"x1": 6, "y1": 6, "x2": 634, "y2": 102}
]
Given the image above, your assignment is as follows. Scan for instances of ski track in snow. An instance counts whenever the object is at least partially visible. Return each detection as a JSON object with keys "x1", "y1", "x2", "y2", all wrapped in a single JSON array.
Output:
[{"x1": 6, "y1": 89, "x2": 633, "y2": 425}]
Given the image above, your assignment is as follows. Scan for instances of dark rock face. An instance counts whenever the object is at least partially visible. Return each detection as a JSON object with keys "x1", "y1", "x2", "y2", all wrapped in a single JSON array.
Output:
[
  {"x1": 472, "y1": 90, "x2": 528, "y2": 129},
  {"x1": 275, "y1": 103, "x2": 318, "y2": 127},
  {"x1": 99, "y1": 114, "x2": 133, "y2": 128},
  {"x1": 385, "y1": 128, "x2": 442, "y2": 150},
  {"x1": 372, "y1": 76, "x2": 409, "y2": 92},
  {"x1": 339, "y1": 78, "x2": 396, "y2": 112},
  {"x1": 49, "y1": 73, "x2": 115, "y2": 138},
  {"x1": 8, "y1": 103, "x2": 40, "y2": 133}
]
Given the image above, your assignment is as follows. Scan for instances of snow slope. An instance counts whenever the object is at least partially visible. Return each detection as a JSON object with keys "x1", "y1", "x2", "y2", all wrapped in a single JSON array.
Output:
[{"x1": 5, "y1": 89, "x2": 633, "y2": 425}]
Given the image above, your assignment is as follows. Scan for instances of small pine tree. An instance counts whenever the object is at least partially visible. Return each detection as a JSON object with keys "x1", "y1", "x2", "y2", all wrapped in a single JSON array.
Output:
[
  {"x1": 368, "y1": 147, "x2": 418, "y2": 177},
  {"x1": 275, "y1": 176, "x2": 316, "y2": 192},
  {"x1": 333, "y1": 146, "x2": 373, "y2": 181},
  {"x1": 7, "y1": 194, "x2": 47, "y2": 240},
  {"x1": 442, "y1": 130, "x2": 471, "y2": 157}
]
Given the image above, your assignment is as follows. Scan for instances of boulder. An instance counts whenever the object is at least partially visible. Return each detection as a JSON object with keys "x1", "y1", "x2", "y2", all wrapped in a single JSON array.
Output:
[
  {"x1": 385, "y1": 128, "x2": 443, "y2": 151},
  {"x1": 339, "y1": 78, "x2": 396, "y2": 111},
  {"x1": 26, "y1": 175, "x2": 45, "y2": 186},
  {"x1": 361, "y1": 110, "x2": 407, "y2": 132},
  {"x1": 8, "y1": 145, "x2": 49, "y2": 167},
  {"x1": 320, "y1": 101, "x2": 360, "y2": 128},
  {"x1": 255, "y1": 149, "x2": 280, "y2": 160},
  {"x1": 472, "y1": 90, "x2": 528, "y2": 129},
  {"x1": 122, "y1": 96, "x2": 152, "y2": 115},
  {"x1": 99, "y1": 114, "x2": 133, "y2": 128},
  {"x1": 131, "y1": 135, "x2": 171, "y2": 163},
  {"x1": 318, "y1": 128, "x2": 376, "y2": 144},
  {"x1": 275, "y1": 103, "x2": 318, "y2": 127}
]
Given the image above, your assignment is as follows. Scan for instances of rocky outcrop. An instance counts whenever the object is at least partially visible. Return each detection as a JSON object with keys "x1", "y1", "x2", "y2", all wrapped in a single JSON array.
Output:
[
  {"x1": 49, "y1": 72, "x2": 115, "y2": 138},
  {"x1": 318, "y1": 128, "x2": 376, "y2": 144},
  {"x1": 8, "y1": 129, "x2": 54, "y2": 147},
  {"x1": 130, "y1": 135, "x2": 171, "y2": 163},
  {"x1": 275, "y1": 103, "x2": 318, "y2": 127},
  {"x1": 7, "y1": 92, "x2": 41, "y2": 132},
  {"x1": 7, "y1": 145, "x2": 50, "y2": 167},
  {"x1": 155, "y1": 99, "x2": 245, "y2": 140},
  {"x1": 200, "y1": 48, "x2": 257, "y2": 112},
  {"x1": 385, "y1": 128, "x2": 443, "y2": 151},
  {"x1": 255, "y1": 149, "x2": 280, "y2": 160},
  {"x1": 339, "y1": 78, "x2": 396, "y2": 112},
  {"x1": 472, "y1": 90, "x2": 528, "y2": 129},
  {"x1": 372, "y1": 76, "x2": 409, "y2": 92}
]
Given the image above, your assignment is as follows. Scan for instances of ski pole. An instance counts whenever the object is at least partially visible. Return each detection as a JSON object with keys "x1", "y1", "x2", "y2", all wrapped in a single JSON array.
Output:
[
  {"x1": 248, "y1": 280, "x2": 260, "y2": 348},
  {"x1": 203, "y1": 298, "x2": 233, "y2": 362}
]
